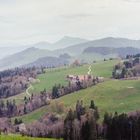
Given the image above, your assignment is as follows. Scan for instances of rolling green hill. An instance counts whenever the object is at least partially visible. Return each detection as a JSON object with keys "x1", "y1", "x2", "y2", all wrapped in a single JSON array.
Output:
[
  {"x1": 11, "y1": 59, "x2": 118, "y2": 122},
  {"x1": 11, "y1": 58, "x2": 140, "y2": 124},
  {"x1": 6, "y1": 59, "x2": 117, "y2": 105},
  {"x1": 57, "y1": 79, "x2": 140, "y2": 119},
  {"x1": 10, "y1": 59, "x2": 140, "y2": 124},
  {"x1": 13, "y1": 78, "x2": 140, "y2": 123},
  {"x1": 30, "y1": 59, "x2": 118, "y2": 94}
]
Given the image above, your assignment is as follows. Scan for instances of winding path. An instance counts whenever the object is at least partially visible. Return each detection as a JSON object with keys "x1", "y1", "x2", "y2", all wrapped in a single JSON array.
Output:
[
  {"x1": 26, "y1": 84, "x2": 34, "y2": 97},
  {"x1": 25, "y1": 79, "x2": 40, "y2": 97},
  {"x1": 87, "y1": 65, "x2": 92, "y2": 75}
]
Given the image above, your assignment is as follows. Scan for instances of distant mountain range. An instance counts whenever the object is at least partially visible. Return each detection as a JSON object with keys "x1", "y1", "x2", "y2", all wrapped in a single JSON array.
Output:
[
  {"x1": 59, "y1": 37, "x2": 140, "y2": 55},
  {"x1": 0, "y1": 46, "x2": 29, "y2": 59},
  {"x1": 32, "y1": 36, "x2": 89, "y2": 50},
  {"x1": 0, "y1": 47, "x2": 50, "y2": 70},
  {"x1": 1, "y1": 37, "x2": 140, "y2": 70},
  {"x1": 51, "y1": 36, "x2": 89, "y2": 50},
  {"x1": 26, "y1": 56, "x2": 69, "y2": 68},
  {"x1": 0, "y1": 36, "x2": 88, "y2": 59},
  {"x1": 83, "y1": 47, "x2": 140, "y2": 57}
]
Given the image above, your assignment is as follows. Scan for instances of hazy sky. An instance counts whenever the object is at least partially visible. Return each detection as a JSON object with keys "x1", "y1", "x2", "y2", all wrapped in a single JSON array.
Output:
[{"x1": 0, "y1": 0, "x2": 140, "y2": 46}]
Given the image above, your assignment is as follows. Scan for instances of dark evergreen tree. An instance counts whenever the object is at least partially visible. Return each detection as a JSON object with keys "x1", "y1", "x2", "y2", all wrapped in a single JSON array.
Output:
[
  {"x1": 64, "y1": 109, "x2": 75, "y2": 140},
  {"x1": 90, "y1": 100, "x2": 95, "y2": 109}
]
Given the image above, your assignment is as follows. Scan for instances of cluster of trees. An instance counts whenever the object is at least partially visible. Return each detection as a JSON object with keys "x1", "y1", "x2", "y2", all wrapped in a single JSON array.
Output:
[
  {"x1": 25, "y1": 113, "x2": 63, "y2": 138},
  {"x1": 23, "y1": 100, "x2": 99, "y2": 140},
  {"x1": 0, "y1": 78, "x2": 28, "y2": 98},
  {"x1": 19, "y1": 91, "x2": 50, "y2": 116},
  {"x1": 0, "y1": 67, "x2": 44, "y2": 79},
  {"x1": 112, "y1": 57, "x2": 140, "y2": 79},
  {"x1": 52, "y1": 77, "x2": 100, "y2": 99},
  {"x1": 0, "y1": 90, "x2": 50, "y2": 118},
  {"x1": 0, "y1": 118, "x2": 13, "y2": 134},
  {"x1": 0, "y1": 100, "x2": 17, "y2": 117},
  {"x1": 64, "y1": 100, "x2": 99, "y2": 140},
  {"x1": 0, "y1": 67, "x2": 44, "y2": 98},
  {"x1": 126, "y1": 53, "x2": 140, "y2": 59},
  {"x1": 103, "y1": 112, "x2": 140, "y2": 140},
  {"x1": 14, "y1": 118, "x2": 23, "y2": 125}
]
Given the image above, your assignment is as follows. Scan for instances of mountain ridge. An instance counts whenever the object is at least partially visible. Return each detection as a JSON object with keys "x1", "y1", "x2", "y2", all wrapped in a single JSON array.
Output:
[{"x1": 1, "y1": 37, "x2": 140, "y2": 69}]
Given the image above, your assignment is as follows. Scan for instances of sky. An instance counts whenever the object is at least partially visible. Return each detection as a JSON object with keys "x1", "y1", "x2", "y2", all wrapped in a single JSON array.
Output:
[{"x1": 0, "y1": 0, "x2": 140, "y2": 46}]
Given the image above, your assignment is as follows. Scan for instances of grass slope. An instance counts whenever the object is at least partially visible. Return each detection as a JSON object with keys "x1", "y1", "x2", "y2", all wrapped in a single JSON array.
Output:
[
  {"x1": 12, "y1": 60, "x2": 118, "y2": 123},
  {"x1": 15, "y1": 78, "x2": 140, "y2": 123},
  {"x1": 8, "y1": 59, "x2": 117, "y2": 105},
  {"x1": 0, "y1": 135, "x2": 59, "y2": 140},
  {"x1": 30, "y1": 59, "x2": 118, "y2": 94},
  {"x1": 57, "y1": 79, "x2": 140, "y2": 119}
]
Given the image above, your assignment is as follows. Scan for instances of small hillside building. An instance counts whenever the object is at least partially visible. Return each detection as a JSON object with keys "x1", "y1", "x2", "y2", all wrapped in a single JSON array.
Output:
[{"x1": 67, "y1": 74, "x2": 94, "y2": 84}]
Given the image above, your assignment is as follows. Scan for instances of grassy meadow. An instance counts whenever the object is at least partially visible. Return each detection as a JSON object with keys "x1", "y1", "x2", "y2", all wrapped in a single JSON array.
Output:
[
  {"x1": 11, "y1": 58, "x2": 140, "y2": 123},
  {"x1": 30, "y1": 59, "x2": 118, "y2": 93},
  {"x1": 14, "y1": 78, "x2": 140, "y2": 123},
  {"x1": 0, "y1": 135, "x2": 60, "y2": 140},
  {"x1": 6, "y1": 59, "x2": 118, "y2": 105},
  {"x1": 12, "y1": 59, "x2": 118, "y2": 122}
]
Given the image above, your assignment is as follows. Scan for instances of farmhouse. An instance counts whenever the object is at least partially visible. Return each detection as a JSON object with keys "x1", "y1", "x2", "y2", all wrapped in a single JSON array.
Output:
[
  {"x1": 67, "y1": 74, "x2": 94, "y2": 83},
  {"x1": 67, "y1": 74, "x2": 104, "y2": 84}
]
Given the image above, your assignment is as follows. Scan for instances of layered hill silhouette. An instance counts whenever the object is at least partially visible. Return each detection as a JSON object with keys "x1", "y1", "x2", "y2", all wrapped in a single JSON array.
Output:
[{"x1": 1, "y1": 37, "x2": 140, "y2": 69}]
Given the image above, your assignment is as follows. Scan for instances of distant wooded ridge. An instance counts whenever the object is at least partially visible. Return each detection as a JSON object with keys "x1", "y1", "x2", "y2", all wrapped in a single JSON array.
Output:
[{"x1": 1, "y1": 37, "x2": 140, "y2": 70}]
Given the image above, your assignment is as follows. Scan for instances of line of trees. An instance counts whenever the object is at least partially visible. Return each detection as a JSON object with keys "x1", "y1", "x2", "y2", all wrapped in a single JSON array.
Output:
[
  {"x1": 126, "y1": 53, "x2": 140, "y2": 59},
  {"x1": 103, "y1": 112, "x2": 140, "y2": 140},
  {"x1": 64, "y1": 100, "x2": 99, "y2": 140},
  {"x1": 0, "y1": 100, "x2": 17, "y2": 117},
  {"x1": 51, "y1": 76, "x2": 100, "y2": 99}
]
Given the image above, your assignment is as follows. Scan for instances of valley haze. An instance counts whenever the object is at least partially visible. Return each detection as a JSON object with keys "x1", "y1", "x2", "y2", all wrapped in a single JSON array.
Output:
[{"x1": 1, "y1": 36, "x2": 140, "y2": 70}]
